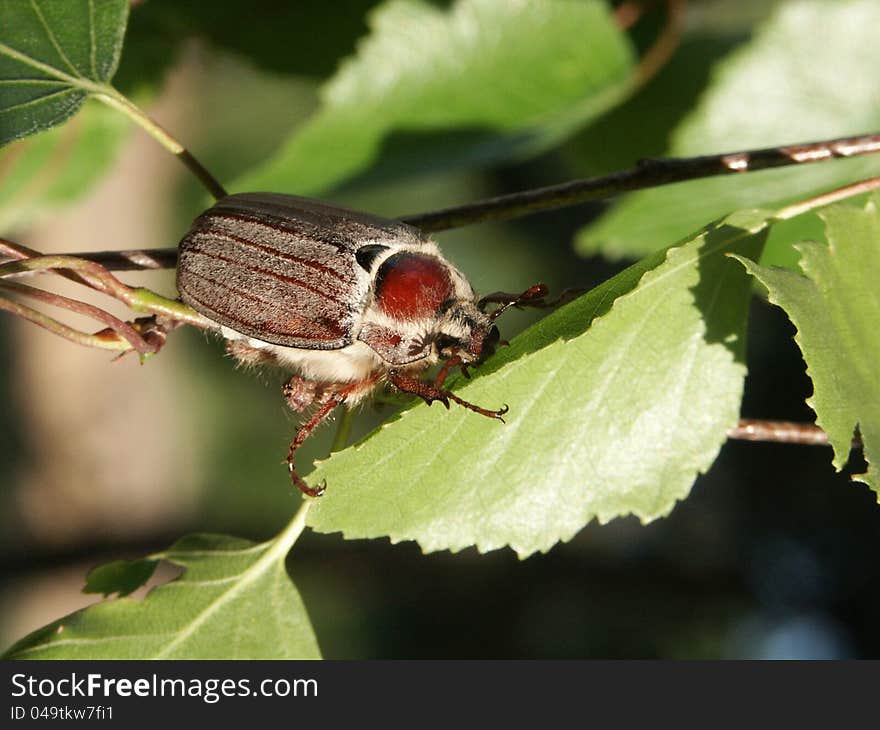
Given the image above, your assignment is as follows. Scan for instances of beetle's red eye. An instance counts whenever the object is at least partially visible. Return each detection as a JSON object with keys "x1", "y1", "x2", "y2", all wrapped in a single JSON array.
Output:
[{"x1": 374, "y1": 253, "x2": 454, "y2": 320}]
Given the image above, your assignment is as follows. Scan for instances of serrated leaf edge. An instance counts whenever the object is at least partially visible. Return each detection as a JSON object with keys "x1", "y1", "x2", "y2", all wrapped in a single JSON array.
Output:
[{"x1": 309, "y1": 212, "x2": 771, "y2": 556}]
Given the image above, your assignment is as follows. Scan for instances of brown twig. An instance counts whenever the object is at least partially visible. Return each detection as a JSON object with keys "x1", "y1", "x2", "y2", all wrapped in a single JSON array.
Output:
[
  {"x1": 0, "y1": 280, "x2": 154, "y2": 354},
  {"x1": 93, "y1": 88, "x2": 228, "y2": 201},
  {"x1": 632, "y1": 0, "x2": 687, "y2": 86},
  {"x1": 40, "y1": 247, "x2": 178, "y2": 273},
  {"x1": 37, "y1": 131, "x2": 880, "y2": 271},
  {"x1": 728, "y1": 419, "x2": 863, "y2": 450},
  {"x1": 404, "y1": 132, "x2": 880, "y2": 232},
  {"x1": 775, "y1": 176, "x2": 880, "y2": 220},
  {"x1": 1, "y1": 236, "x2": 100, "y2": 290},
  {"x1": 0, "y1": 245, "x2": 213, "y2": 346},
  {"x1": 614, "y1": 0, "x2": 646, "y2": 30},
  {"x1": 0, "y1": 253, "x2": 142, "y2": 302}
]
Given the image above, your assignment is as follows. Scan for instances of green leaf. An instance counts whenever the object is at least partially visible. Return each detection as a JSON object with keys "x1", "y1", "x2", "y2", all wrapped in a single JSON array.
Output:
[
  {"x1": 0, "y1": 0, "x2": 128, "y2": 146},
  {"x1": 4, "y1": 528, "x2": 321, "y2": 659},
  {"x1": 576, "y1": 0, "x2": 880, "y2": 263},
  {"x1": 306, "y1": 210, "x2": 770, "y2": 557},
  {"x1": 235, "y1": 0, "x2": 635, "y2": 194},
  {"x1": 83, "y1": 558, "x2": 159, "y2": 598},
  {"x1": 733, "y1": 195, "x2": 880, "y2": 496}
]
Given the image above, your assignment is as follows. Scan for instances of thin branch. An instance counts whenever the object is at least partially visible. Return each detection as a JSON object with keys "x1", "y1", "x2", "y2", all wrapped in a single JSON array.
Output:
[
  {"x1": 0, "y1": 280, "x2": 153, "y2": 354},
  {"x1": 614, "y1": 0, "x2": 646, "y2": 29},
  {"x1": 775, "y1": 176, "x2": 880, "y2": 220},
  {"x1": 0, "y1": 254, "x2": 147, "y2": 301},
  {"x1": 1, "y1": 236, "x2": 98, "y2": 289},
  {"x1": 41, "y1": 132, "x2": 880, "y2": 271},
  {"x1": 728, "y1": 419, "x2": 863, "y2": 450},
  {"x1": 43, "y1": 247, "x2": 178, "y2": 272},
  {"x1": 403, "y1": 132, "x2": 880, "y2": 232},
  {"x1": 330, "y1": 407, "x2": 356, "y2": 454},
  {"x1": 67, "y1": 247, "x2": 178, "y2": 271},
  {"x1": 0, "y1": 289, "x2": 135, "y2": 352},
  {"x1": 633, "y1": 0, "x2": 687, "y2": 86},
  {"x1": 613, "y1": 0, "x2": 687, "y2": 85},
  {"x1": 0, "y1": 247, "x2": 214, "y2": 329},
  {"x1": 92, "y1": 87, "x2": 228, "y2": 201}
]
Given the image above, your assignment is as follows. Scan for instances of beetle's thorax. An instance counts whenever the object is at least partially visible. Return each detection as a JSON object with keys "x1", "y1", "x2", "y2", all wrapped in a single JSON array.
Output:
[{"x1": 355, "y1": 244, "x2": 490, "y2": 362}]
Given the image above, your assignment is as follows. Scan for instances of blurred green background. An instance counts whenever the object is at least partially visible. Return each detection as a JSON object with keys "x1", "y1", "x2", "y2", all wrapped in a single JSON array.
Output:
[{"x1": 1, "y1": 0, "x2": 878, "y2": 658}]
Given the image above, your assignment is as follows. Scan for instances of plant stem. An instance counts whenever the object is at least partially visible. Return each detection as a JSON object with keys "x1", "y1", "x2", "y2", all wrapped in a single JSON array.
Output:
[
  {"x1": 0, "y1": 252, "x2": 213, "y2": 329},
  {"x1": 402, "y1": 133, "x2": 880, "y2": 232},
  {"x1": 268, "y1": 498, "x2": 312, "y2": 556},
  {"x1": 330, "y1": 407, "x2": 356, "y2": 454},
  {"x1": 774, "y1": 176, "x2": 880, "y2": 220},
  {"x1": 126, "y1": 288, "x2": 214, "y2": 329},
  {"x1": 0, "y1": 290, "x2": 133, "y2": 352},
  {"x1": 1, "y1": 236, "x2": 98, "y2": 289},
  {"x1": 632, "y1": 0, "x2": 686, "y2": 86},
  {"x1": 48, "y1": 131, "x2": 880, "y2": 271},
  {"x1": 0, "y1": 253, "x2": 144, "y2": 299},
  {"x1": 92, "y1": 87, "x2": 228, "y2": 201},
  {"x1": 728, "y1": 419, "x2": 863, "y2": 450},
  {"x1": 0, "y1": 279, "x2": 154, "y2": 353}
]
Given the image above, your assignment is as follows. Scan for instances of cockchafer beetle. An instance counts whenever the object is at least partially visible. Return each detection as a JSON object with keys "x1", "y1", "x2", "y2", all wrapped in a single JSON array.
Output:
[{"x1": 176, "y1": 192, "x2": 550, "y2": 496}]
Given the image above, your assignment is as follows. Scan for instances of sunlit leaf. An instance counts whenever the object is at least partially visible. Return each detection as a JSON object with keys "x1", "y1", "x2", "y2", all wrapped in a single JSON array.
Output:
[
  {"x1": 4, "y1": 532, "x2": 321, "y2": 659},
  {"x1": 733, "y1": 194, "x2": 880, "y2": 495},
  {"x1": 306, "y1": 210, "x2": 770, "y2": 557},
  {"x1": 236, "y1": 0, "x2": 635, "y2": 194},
  {"x1": 576, "y1": 0, "x2": 880, "y2": 264}
]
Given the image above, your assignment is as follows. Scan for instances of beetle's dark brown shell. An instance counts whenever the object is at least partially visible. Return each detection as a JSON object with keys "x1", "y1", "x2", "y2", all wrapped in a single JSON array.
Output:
[{"x1": 176, "y1": 193, "x2": 426, "y2": 350}]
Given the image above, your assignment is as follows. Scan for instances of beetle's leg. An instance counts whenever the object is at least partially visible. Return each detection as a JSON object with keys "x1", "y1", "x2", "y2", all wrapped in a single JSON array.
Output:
[
  {"x1": 390, "y1": 371, "x2": 507, "y2": 421},
  {"x1": 433, "y1": 354, "x2": 464, "y2": 388},
  {"x1": 286, "y1": 394, "x2": 344, "y2": 498},
  {"x1": 283, "y1": 376, "x2": 328, "y2": 413}
]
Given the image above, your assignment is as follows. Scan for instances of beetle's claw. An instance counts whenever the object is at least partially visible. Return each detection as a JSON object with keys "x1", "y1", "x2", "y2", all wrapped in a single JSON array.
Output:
[{"x1": 293, "y1": 473, "x2": 326, "y2": 498}]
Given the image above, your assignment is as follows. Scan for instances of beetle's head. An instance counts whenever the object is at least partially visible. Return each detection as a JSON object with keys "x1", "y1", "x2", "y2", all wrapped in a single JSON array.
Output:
[{"x1": 432, "y1": 298, "x2": 500, "y2": 364}]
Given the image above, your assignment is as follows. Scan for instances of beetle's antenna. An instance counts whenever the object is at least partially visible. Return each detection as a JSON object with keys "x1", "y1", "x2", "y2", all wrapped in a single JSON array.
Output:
[
  {"x1": 480, "y1": 283, "x2": 549, "y2": 320},
  {"x1": 480, "y1": 283, "x2": 587, "y2": 320}
]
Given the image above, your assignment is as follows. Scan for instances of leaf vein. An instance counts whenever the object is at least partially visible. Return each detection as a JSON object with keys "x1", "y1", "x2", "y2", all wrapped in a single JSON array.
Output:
[
  {"x1": 0, "y1": 86, "x2": 79, "y2": 114},
  {"x1": 88, "y1": 0, "x2": 97, "y2": 78},
  {"x1": 29, "y1": 0, "x2": 83, "y2": 78}
]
